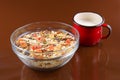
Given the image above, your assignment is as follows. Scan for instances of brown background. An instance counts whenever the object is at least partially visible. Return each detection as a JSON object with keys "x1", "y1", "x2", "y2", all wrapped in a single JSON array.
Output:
[{"x1": 0, "y1": 0, "x2": 120, "y2": 80}]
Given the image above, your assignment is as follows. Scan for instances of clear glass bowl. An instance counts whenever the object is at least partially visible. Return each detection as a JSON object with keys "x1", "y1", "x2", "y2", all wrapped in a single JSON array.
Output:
[{"x1": 10, "y1": 21, "x2": 79, "y2": 71}]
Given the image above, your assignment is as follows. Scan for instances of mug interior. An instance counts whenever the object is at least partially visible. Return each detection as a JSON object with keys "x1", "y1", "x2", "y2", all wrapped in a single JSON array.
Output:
[{"x1": 73, "y1": 12, "x2": 103, "y2": 27}]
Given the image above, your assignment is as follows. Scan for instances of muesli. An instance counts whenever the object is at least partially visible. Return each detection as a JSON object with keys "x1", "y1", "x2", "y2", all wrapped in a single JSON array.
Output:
[{"x1": 15, "y1": 29, "x2": 76, "y2": 69}]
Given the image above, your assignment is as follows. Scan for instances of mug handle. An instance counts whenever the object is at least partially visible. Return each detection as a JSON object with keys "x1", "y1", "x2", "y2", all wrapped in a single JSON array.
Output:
[{"x1": 101, "y1": 23, "x2": 112, "y2": 39}]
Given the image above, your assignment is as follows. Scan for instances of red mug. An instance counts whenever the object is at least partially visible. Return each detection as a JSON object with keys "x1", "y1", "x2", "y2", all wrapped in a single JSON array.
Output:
[{"x1": 73, "y1": 12, "x2": 112, "y2": 46}]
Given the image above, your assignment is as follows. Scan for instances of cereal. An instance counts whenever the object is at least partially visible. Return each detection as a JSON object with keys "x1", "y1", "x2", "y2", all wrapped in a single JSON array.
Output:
[
  {"x1": 15, "y1": 29, "x2": 76, "y2": 69},
  {"x1": 16, "y1": 30, "x2": 76, "y2": 59}
]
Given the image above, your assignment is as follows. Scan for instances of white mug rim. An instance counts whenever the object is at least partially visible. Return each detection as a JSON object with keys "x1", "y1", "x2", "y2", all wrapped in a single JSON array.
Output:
[{"x1": 73, "y1": 12, "x2": 105, "y2": 27}]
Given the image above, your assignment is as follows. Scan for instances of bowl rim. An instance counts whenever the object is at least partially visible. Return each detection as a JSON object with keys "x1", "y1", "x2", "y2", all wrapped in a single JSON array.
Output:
[{"x1": 10, "y1": 21, "x2": 80, "y2": 60}]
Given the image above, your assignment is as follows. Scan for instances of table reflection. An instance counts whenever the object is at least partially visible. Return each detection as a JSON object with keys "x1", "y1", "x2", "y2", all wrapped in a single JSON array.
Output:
[
  {"x1": 20, "y1": 44, "x2": 109, "y2": 80},
  {"x1": 71, "y1": 44, "x2": 109, "y2": 80},
  {"x1": 21, "y1": 62, "x2": 73, "y2": 80}
]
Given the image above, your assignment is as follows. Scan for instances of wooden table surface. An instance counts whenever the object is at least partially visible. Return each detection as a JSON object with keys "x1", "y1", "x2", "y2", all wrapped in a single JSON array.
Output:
[{"x1": 0, "y1": 0, "x2": 120, "y2": 80}]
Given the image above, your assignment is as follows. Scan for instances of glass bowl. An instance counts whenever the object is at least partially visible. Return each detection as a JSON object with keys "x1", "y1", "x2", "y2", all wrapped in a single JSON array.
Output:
[{"x1": 10, "y1": 21, "x2": 79, "y2": 71}]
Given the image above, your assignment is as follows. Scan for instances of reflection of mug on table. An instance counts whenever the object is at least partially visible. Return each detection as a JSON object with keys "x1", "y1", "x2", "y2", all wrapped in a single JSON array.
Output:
[
  {"x1": 73, "y1": 12, "x2": 112, "y2": 46},
  {"x1": 72, "y1": 44, "x2": 109, "y2": 80}
]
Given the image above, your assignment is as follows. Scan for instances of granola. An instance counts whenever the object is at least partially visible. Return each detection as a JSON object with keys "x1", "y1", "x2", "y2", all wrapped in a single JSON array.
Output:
[{"x1": 15, "y1": 30, "x2": 76, "y2": 59}]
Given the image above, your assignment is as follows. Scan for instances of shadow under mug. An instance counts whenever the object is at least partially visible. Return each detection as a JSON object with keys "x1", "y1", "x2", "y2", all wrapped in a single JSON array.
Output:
[{"x1": 73, "y1": 12, "x2": 112, "y2": 46}]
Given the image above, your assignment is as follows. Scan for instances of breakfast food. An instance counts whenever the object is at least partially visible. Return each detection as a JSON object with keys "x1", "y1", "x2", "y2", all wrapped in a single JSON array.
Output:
[{"x1": 15, "y1": 29, "x2": 76, "y2": 69}]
